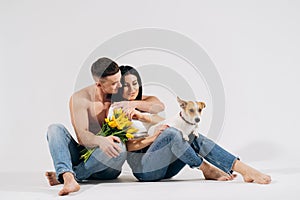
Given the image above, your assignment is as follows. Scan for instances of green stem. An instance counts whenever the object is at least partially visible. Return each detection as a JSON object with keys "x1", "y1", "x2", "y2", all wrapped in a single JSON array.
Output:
[{"x1": 111, "y1": 127, "x2": 129, "y2": 136}]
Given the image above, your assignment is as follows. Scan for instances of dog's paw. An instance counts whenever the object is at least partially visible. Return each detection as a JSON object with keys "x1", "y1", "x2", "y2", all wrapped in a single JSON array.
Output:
[
  {"x1": 182, "y1": 134, "x2": 190, "y2": 141},
  {"x1": 192, "y1": 132, "x2": 199, "y2": 138}
]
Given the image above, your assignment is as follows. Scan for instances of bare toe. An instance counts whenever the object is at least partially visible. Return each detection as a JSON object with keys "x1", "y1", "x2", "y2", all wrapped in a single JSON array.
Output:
[
  {"x1": 243, "y1": 175, "x2": 254, "y2": 183},
  {"x1": 243, "y1": 173, "x2": 271, "y2": 184},
  {"x1": 258, "y1": 175, "x2": 272, "y2": 184},
  {"x1": 217, "y1": 175, "x2": 231, "y2": 181},
  {"x1": 45, "y1": 171, "x2": 60, "y2": 186},
  {"x1": 232, "y1": 160, "x2": 272, "y2": 184}
]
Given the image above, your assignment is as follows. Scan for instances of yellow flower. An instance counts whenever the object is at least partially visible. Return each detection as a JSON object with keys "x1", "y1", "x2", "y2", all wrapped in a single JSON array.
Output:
[
  {"x1": 108, "y1": 120, "x2": 118, "y2": 128},
  {"x1": 116, "y1": 119, "x2": 129, "y2": 130},
  {"x1": 126, "y1": 127, "x2": 138, "y2": 134},
  {"x1": 126, "y1": 133, "x2": 134, "y2": 139},
  {"x1": 114, "y1": 112, "x2": 132, "y2": 130},
  {"x1": 80, "y1": 108, "x2": 139, "y2": 163},
  {"x1": 113, "y1": 108, "x2": 123, "y2": 117}
]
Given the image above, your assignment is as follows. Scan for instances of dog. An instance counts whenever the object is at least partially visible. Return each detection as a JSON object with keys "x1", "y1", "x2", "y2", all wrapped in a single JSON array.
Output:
[{"x1": 148, "y1": 96, "x2": 206, "y2": 141}]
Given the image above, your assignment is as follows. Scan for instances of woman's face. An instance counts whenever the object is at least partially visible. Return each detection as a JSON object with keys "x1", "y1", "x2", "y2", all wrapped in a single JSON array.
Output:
[{"x1": 122, "y1": 74, "x2": 139, "y2": 100}]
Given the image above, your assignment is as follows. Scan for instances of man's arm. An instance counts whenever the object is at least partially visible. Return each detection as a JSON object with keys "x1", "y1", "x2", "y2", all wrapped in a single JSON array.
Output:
[
  {"x1": 112, "y1": 95, "x2": 165, "y2": 114},
  {"x1": 69, "y1": 95, "x2": 121, "y2": 158},
  {"x1": 69, "y1": 95, "x2": 98, "y2": 147},
  {"x1": 139, "y1": 95, "x2": 165, "y2": 113}
]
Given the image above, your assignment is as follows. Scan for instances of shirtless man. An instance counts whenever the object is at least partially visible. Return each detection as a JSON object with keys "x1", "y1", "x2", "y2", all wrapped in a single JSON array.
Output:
[{"x1": 45, "y1": 57, "x2": 165, "y2": 196}]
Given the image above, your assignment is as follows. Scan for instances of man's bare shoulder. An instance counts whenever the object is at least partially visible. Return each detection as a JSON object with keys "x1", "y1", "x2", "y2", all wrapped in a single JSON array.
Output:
[{"x1": 70, "y1": 85, "x2": 94, "y2": 107}]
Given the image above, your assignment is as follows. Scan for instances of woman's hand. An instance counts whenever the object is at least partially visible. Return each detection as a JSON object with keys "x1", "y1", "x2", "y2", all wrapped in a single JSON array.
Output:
[
  {"x1": 151, "y1": 124, "x2": 169, "y2": 139},
  {"x1": 112, "y1": 101, "x2": 138, "y2": 119},
  {"x1": 127, "y1": 109, "x2": 143, "y2": 120},
  {"x1": 126, "y1": 125, "x2": 169, "y2": 152},
  {"x1": 112, "y1": 101, "x2": 136, "y2": 111}
]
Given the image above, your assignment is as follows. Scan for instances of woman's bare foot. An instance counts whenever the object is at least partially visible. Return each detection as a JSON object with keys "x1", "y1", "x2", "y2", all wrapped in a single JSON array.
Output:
[
  {"x1": 199, "y1": 161, "x2": 237, "y2": 181},
  {"x1": 45, "y1": 171, "x2": 60, "y2": 186},
  {"x1": 58, "y1": 172, "x2": 80, "y2": 196},
  {"x1": 232, "y1": 160, "x2": 271, "y2": 184}
]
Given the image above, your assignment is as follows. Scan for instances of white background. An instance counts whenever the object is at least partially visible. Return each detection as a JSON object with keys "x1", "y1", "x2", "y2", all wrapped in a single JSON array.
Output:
[{"x1": 1, "y1": 0, "x2": 299, "y2": 175}]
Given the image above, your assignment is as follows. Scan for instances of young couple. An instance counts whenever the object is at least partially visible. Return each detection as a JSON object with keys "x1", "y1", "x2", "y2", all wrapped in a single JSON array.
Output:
[{"x1": 46, "y1": 57, "x2": 271, "y2": 196}]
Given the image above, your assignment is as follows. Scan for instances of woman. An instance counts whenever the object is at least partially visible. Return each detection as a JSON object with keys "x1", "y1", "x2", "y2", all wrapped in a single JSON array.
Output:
[{"x1": 112, "y1": 65, "x2": 271, "y2": 184}]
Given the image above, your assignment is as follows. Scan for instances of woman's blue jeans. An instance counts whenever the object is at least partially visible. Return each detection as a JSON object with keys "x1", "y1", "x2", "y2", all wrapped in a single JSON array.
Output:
[
  {"x1": 127, "y1": 127, "x2": 238, "y2": 181},
  {"x1": 46, "y1": 124, "x2": 127, "y2": 183}
]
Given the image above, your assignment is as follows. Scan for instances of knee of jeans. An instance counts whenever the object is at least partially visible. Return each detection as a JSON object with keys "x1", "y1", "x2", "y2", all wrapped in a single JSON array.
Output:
[
  {"x1": 195, "y1": 135, "x2": 216, "y2": 156},
  {"x1": 114, "y1": 151, "x2": 127, "y2": 163},
  {"x1": 198, "y1": 135, "x2": 214, "y2": 148},
  {"x1": 161, "y1": 127, "x2": 182, "y2": 139},
  {"x1": 113, "y1": 142, "x2": 127, "y2": 162},
  {"x1": 196, "y1": 134, "x2": 213, "y2": 143},
  {"x1": 195, "y1": 134, "x2": 206, "y2": 146},
  {"x1": 118, "y1": 142, "x2": 127, "y2": 153},
  {"x1": 46, "y1": 123, "x2": 66, "y2": 140}
]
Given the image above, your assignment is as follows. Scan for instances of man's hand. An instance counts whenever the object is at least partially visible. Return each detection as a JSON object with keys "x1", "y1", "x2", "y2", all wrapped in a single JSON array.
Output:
[{"x1": 97, "y1": 136, "x2": 122, "y2": 158}]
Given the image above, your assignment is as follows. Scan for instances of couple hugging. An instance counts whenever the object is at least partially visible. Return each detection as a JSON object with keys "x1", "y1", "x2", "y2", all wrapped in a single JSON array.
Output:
[{"x1": 46, "y1": 57, "x2": 271, "y2": 196}]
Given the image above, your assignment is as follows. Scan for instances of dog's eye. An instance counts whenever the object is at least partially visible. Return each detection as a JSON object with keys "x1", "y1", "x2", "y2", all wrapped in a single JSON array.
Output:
[
  {"x1": 198, "y1": 109, "x2": 202, "y2": 112},
  {"x1": 189, "y1": 109, "x2": 194, "y2": 113}
]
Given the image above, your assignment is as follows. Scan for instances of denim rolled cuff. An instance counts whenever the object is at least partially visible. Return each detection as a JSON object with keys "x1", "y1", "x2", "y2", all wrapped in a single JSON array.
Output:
[
  {"x1": 200, "y1": 144, "x2": 239, "y2": 175},
  {"x1": 228, "y1": 157, "x2": 240, "y2": 175},
  {"x1": 215, "y1": 154, "x2": 238, "y2": 175},
  {"x1": 187, "y1": 154, "x2": 203, "y2": 169},
  {"x1": 192, "y1": 134, "x2": 240, "y2": 175},
  {"x1": 57, "y1": 169, "x2": 76, "y2": 183}
]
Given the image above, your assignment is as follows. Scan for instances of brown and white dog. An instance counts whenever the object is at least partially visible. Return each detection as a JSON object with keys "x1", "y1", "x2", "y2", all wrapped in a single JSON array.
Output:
[{"x1": 148, "y1": 96, "x2": 206, "y2": 141}]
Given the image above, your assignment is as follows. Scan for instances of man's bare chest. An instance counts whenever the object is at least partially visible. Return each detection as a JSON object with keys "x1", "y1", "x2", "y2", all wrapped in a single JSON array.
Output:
[{"x1": 88, "y1": 102, "x2": 110, "y2": 124}]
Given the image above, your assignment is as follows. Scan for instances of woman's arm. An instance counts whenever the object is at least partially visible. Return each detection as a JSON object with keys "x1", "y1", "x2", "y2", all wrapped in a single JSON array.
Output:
[
  {"x1": 130, "y1": 109, "x2": 165, "y2": 125},
  {"x1": 126, "y1": 135, "x2": 157, "y2": 151},
  {"x1": 126, "y1": 125, "x2": 169, "y2": 151}
]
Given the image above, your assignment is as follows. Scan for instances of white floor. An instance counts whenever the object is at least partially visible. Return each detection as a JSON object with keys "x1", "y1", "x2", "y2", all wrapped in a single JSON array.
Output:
[{"x1": 1, "y1": 159, "x2": 299, "y2": 200}]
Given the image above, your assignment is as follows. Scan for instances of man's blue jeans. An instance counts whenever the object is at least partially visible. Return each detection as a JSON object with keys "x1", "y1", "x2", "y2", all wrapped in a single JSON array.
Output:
[
  {"x1": 46, "y1": 124, "x2": 127, "y2": 183},
  {"x1": 127, "y1": 127, "x2": 238, "y2": 181}
]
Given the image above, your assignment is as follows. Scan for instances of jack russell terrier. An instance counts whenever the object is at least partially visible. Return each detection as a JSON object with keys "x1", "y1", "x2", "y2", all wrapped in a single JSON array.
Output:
[{"x1": 148, "y1": 96, "x2": 206, "y2": 141}]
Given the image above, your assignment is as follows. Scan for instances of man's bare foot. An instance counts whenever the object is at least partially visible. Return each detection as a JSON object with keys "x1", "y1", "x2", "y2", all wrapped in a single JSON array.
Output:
[
  {"x1": 45, "y1": 172, "x2": 60, "y2": 186},
  {"x1": 199, "y1": 161, "x2": 237, "y2": 181},
  {"x1": 232, "y1": 160, "x2": 271, "y2": 184},
  {"x1": 58, "y1": 172, "x2": 80, "y2": 196}
]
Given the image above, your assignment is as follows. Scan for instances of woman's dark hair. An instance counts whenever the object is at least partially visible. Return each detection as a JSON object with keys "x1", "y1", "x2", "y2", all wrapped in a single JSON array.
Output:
[{"x1": 111, "y1": 65, "x2": 143, "y2": 102}]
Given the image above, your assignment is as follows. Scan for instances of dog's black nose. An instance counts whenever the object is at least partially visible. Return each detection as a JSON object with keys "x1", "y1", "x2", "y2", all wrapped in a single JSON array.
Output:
[{"x1": 195, "y1": 118, "x2": 200, "y2": 123}]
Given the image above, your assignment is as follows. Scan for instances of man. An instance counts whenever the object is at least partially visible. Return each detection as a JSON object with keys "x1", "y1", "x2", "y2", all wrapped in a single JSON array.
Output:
[{"x1": 46, "y1": 57, "x2": 164, "y2": 196}]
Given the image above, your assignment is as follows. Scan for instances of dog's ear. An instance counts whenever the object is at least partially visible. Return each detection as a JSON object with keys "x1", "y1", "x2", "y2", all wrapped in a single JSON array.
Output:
[
  {"x1": 200, "y1": 102, "x2": 206, "y2": 109},
  {"x1": 197, "y1": 101, "x2": 206, "y2": 109},
  {"x1": 177, "y1": 96, "x2": 187, "y2": 109}
]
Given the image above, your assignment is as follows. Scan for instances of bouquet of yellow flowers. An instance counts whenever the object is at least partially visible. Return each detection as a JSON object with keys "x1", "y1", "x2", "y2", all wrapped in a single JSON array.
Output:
[{"x1": 80, "y1": 108, "x2": 138, "y2": 162}]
